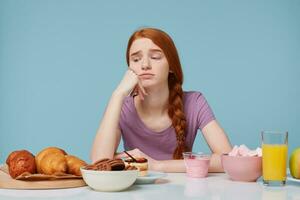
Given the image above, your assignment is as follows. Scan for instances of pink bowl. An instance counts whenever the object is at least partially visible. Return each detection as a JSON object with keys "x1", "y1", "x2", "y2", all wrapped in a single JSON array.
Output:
[{"x1": 221, "y1": 154, "x2": 262, "y2": 182}]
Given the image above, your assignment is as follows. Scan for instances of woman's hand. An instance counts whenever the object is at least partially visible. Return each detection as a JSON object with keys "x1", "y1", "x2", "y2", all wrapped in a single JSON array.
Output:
[
  {"x1": 114, "y1": 148, "x2": 158, "y2": 170},
  {"x1": 114, "y1": 68, "x2": 148, "y2": 100}
]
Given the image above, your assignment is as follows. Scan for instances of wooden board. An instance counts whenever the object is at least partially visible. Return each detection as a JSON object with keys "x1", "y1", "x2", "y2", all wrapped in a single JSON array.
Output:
[
  {"x1": 0, "y1": 165, "x2": 86, "y2": 189},
  {"x1": 0, "y1": 164, "x2": 83, "y2": 181}
]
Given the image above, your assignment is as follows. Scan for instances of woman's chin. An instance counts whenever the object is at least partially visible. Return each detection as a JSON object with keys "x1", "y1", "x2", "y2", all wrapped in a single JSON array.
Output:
[
  {"x1": 141, "y1": 80, "x2": 167, "y2": 90},
  {"x1": 141, "y1": 81, "x2": 156, "y2": 88}
]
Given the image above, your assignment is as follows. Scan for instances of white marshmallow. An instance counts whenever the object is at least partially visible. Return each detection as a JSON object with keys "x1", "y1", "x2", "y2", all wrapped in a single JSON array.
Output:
[
  {"x1": 228, "y1": 145, "x2": 262, "y2": 157},
  {"x1": 228, "y1": 145, "x2": 239, "y2": 156}
]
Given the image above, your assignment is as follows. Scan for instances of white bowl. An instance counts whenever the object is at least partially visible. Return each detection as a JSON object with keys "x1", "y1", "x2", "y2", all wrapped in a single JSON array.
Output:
[{"x1": 80, "y1": 167, "x2": 138, "y2": 192}]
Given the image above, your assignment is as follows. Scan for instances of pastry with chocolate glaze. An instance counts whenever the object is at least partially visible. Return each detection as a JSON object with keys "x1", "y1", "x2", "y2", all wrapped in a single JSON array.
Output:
[{"x1": 84, "y1": 158, "x2": 135, "y2": 171}]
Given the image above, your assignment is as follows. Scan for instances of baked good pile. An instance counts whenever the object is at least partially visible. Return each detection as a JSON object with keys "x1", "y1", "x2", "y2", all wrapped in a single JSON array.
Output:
[{"x1": 5, "y1": 147, "x2": 87, "y2": 179}]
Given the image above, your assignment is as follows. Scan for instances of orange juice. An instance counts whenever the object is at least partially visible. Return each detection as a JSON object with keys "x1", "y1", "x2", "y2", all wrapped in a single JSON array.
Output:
[{"x1": 262, "y1": 144, "x2": 288, "y2": 181}]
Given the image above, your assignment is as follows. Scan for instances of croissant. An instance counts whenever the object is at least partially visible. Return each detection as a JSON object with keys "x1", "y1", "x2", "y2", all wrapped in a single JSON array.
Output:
[
  {"x1": 35, "y1": 147, "x2": 67, "y2": 174},
  {"x1": 39, "y1": 152, "x2": 67, "y2": 175},
  {"x1": 65, "y1": 155, "x2": 87, "y2": 176}
]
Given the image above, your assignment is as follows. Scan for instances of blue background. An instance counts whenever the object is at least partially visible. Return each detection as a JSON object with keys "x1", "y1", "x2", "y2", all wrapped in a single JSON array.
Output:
[{"x1": 1, "y1": 0, "x2": 299, "y2": 164}]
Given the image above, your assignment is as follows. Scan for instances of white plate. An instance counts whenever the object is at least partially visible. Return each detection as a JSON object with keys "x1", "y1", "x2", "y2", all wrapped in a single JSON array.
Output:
[{"x1": 135, "y1": 171, "x2": 167, "y2": 184}]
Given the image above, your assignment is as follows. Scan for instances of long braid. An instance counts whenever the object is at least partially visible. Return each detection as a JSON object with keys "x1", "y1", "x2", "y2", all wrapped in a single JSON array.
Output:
[{"x1": 168, "y1": 74, "x2": 190, "y2": 159}]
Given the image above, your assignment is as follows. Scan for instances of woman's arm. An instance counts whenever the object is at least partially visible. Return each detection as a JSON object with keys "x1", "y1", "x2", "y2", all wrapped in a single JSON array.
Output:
[
  {"x1": 152, "y1": 153, "x2": 225, "y2": 173},
  {"x1": 90, "y1": 92, "x2": 124, "y2": 162},
  {"x1": 115, "y1": 120, "x2": 231, "y2": 173},
  {"x1": 201, "y1": 120, "x2": 232, "y2": 172},
  {"x1": 115, "y1": 151, "x2": 228, "y2": 173},
  {"x1": 90, "y1": 69, "x2": 146, "y2": 163},
  {"x1": 155, "y1": 120, "x2": 232, "y2": 172},
  {"x1": 114, "y1": 149, "x2": 185, "y2": 172}
]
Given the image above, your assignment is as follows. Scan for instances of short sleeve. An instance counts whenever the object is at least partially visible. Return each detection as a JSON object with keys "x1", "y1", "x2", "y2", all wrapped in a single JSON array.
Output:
[
  {"x1": 118, "y1": 96, "x2": 131, "y2": 131},
  {"x1": 194, "y1": 93, "x2": 216, "y2": 130}
]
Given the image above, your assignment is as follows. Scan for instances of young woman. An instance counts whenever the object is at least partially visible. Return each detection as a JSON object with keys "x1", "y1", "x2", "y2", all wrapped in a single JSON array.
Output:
[{"x1": 91, "y1": 28, "x2": 232, "y2": 172}]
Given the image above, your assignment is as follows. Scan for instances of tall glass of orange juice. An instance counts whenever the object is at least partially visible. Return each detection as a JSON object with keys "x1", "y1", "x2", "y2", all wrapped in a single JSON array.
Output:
[{"x1": 262, "y1": 131, "x2": 288, "y2": 186}]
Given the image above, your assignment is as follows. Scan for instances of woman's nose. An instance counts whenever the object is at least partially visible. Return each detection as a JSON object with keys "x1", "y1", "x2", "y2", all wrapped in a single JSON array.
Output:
[{"x1": 141, "y1": 58, "x2": 151, "y2": 70}]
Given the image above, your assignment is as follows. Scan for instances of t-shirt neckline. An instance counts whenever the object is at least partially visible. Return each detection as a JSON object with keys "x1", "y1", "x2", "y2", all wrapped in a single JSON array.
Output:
[{"x1": 130, "y1": 96, "x2": 173, "y2": 135}]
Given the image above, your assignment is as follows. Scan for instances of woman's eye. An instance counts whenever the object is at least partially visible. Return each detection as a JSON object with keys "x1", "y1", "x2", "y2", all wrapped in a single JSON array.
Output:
[
  {"x1": 151, "y1": 55, "x2": 162, "y2": 60},
  {"x1": 132, "y1": 57, "x2": 141, "y2": 62}
]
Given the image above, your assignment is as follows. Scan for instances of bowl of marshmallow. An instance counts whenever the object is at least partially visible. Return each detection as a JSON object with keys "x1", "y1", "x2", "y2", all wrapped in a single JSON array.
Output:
[{"x1": 221, "y1": 144, "x2": 262, "y2": 182}]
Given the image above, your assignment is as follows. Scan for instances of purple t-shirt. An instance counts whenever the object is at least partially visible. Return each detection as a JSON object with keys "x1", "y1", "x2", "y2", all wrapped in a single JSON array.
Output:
[{"x1": 119, "y1": 91, "x2": 215, "y2": 160}]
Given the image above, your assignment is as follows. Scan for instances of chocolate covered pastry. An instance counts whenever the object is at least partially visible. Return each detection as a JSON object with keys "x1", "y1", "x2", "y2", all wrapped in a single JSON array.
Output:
[{"x1": 84, "y1": 158, "x2": 136, "y2": 171}]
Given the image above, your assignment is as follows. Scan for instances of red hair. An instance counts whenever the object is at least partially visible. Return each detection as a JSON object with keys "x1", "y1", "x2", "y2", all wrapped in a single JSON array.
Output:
[{"x1": 126, "y1": 28, "x2": 190, "y2": 159}]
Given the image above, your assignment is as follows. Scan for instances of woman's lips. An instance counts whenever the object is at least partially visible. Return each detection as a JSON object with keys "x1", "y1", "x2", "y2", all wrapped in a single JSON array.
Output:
[{"x1": 139, "y1": 73, "x2": 154, "y2": 79}]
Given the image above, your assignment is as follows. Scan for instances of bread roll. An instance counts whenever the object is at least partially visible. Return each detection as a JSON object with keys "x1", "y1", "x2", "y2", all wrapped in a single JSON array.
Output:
[
  {"x1": 6, "y1": 150, "x2": 36, "y2": 179},
  {"x1": 6, "y1": 150, "x2": 20, "y2": 165},
  {"x1": 65, "y1": 155, "x2": 87, "y2": 176}
]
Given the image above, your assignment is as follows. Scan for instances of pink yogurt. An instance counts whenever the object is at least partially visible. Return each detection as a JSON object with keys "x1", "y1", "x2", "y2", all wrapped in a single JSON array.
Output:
[{"x1": 183, "y1": 152, "x2": 211, "y2": 178}]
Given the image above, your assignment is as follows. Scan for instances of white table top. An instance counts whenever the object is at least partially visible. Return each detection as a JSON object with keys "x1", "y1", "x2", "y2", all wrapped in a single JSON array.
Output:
[{"x1": 0, "y1": 173, "x2": 299, "y2": 200}]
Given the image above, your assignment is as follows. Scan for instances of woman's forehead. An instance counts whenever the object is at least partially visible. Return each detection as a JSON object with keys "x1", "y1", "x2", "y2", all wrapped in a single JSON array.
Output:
[{"x1": 130, "y1": 38, "x2": 162, "y2": 54}]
